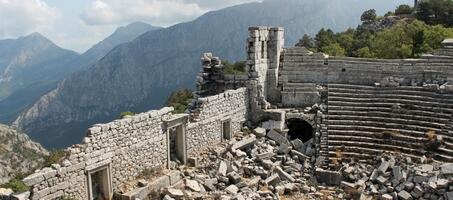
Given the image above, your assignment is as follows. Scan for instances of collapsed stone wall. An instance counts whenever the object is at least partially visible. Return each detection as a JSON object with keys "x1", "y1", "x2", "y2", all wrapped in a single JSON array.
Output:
[
  {"x1": 187, "y1": 88, "x2": 249, "y2": 157},
  {"x1": 22, "y1": 107, "x2": 173, "y2": 200}
]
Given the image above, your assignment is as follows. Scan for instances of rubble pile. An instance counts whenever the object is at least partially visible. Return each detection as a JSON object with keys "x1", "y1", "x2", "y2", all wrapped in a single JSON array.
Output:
[
  {"x1": 159, "y1": 128, "x2": 344, "y2": 200},
  {"x1": 339, "y1": 154, "x2": 453, "y2": 200}
]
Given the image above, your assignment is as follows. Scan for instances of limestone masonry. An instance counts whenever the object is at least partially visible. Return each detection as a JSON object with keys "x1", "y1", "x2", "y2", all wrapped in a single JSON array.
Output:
[{"x1": 18, "y1": 26, "x2": 453, "y2": 200}]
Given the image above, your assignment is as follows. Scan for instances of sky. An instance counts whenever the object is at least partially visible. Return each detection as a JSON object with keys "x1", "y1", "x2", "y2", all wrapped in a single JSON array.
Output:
[{"x1": 0, "y1": 0, "x2": 260, "y2": 53}]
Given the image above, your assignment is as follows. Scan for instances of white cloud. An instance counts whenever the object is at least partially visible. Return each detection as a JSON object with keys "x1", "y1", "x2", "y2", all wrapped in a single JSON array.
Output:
[
  {"x1": 80, "y1": 0, "x2": 260, "y2": 27},
  {"x1": 0, "y1": 0, "x2": 59, "y2": 38}
]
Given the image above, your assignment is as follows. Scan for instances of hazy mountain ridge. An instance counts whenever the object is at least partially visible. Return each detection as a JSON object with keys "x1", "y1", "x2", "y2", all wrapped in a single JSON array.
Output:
[
  {"x1": 0, "y1": 22, "x2": 160, "y2": 123},
  {"x1": 15, "y1": 0, "x2": 412, "y2": 148}
]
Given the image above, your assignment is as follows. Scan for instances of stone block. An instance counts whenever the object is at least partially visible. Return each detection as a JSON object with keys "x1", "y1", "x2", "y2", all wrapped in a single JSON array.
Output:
[
  {"x1": 377, "y1": 160, "x2": 389, "y2": 174},
  {"x1": 277, "y1": 143, "x2": 291, "y2": 154},
  {"x1": 315, "y1": 168, "x2": 342, "y2": 185},
  {"x1": 267, "y1": 129, "x2": 288, "y2": 145},
  {"x1": 397, "y1": 190, "x2": 413, "y2": 200},
  {"x1": 0, "y1": 188, "x2": 13, "y2": 198},
  {"x1": 167, "y1": 188, "x2": 184, "y2": 198},
  {"x1": 381, "y1": 194, "x2": 393, "y2": 200},
  {"x1": 167, "y1": 171, "x2": 181, "y2": 185},
  {"x1": 186, "y1": 179, "x2": 201, "y2": 192},
  {"x1": 253, "y1": 127, "x2": 266, "y2": 138},
  {"x1": 225, "y1": 185, "x2": 239, "y2": 194},
  {"x1": 11, "y1": 192, "x2": 30, "y2": 200},
  {"x1": 275, "y1": 166, "x2": 295, "y2": 182},
  {"x1": 23, "y1": 173, "x2": 45, "y2": 187},
  {"x1": 264, "y1": 174, "x2": 280, "y2": 186},
  {"x1": 231, "y1": 136, "x2": 256, "y2": 151},
  {"x1": 218, "y1": 161, "x2": 228, "y2": 176},
  {"x1": 441, "y1": 163, "x2": 453, "y2": 175},
  {"x1": 149, "y1": 176, "x2": 170, "y2": 191}
]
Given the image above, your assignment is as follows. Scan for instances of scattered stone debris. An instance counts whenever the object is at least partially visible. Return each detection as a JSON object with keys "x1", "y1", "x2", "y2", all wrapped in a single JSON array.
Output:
[
  {"x1": 338, "y1": 153, "x2": 453, "y2": 199},
  {"x1": 149, "y1": 128, "x2": 346, "y2": 200}
]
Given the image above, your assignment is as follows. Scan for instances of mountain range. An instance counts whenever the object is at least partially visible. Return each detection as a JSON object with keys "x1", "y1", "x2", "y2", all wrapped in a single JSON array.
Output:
[
  {"x1": 12, "y1": 0, "x2": 412, "y2": 148},
  {"x1": 0, "y1": 22, "x2": 159, "y2": 124}
]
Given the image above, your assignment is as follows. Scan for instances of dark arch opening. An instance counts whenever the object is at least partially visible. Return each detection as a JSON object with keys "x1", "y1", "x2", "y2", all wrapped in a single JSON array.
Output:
[{"x1": 287, "y1": 118, "x2": 314, "y2": 142}]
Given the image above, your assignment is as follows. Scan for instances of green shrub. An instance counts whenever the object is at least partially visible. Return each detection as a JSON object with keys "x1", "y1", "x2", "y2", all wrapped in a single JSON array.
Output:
[
  {"x1": 165, "y1": 89, "x2": 193, "y2": 114},
  {"x1": 43, "y1": 149, "x2": 67, "y2": 167},
  {"x1": 120, "y1": 111, "x2": 135, "y2": 118},
  {"x1": 1, "y1": 179, "x2": 29, "y2": 193},
  {"x1": 223, "y1": 60, "x2": 246, "y2": 75}
]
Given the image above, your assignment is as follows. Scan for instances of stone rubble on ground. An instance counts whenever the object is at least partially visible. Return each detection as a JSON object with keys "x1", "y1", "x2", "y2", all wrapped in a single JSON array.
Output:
[
  {"x1": 154, "y1": 128, "x2": 346, "y2": 200},
  {"x1": 338, "y1": 153, "x2": 453, "y2": 199}
]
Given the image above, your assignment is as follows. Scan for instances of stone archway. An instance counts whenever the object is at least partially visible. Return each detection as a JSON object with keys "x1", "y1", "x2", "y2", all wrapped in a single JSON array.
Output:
[{"x1": 286, "y1": 118, "x2": 314, "y2": 142}]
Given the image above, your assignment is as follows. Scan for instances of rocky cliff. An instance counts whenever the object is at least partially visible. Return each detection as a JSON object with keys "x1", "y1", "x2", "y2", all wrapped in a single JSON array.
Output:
[{"x1": 0, "y1": 124, "x2": 48, "y2": 184}]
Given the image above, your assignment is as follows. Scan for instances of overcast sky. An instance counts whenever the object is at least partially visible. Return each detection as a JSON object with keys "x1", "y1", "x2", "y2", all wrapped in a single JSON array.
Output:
[{"x1": 0, "y1": 0, "x2": 260, "y2": 53}]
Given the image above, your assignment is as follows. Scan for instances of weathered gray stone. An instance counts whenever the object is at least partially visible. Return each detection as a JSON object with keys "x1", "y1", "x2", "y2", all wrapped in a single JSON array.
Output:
[
  {"x1": 377, "y1": 160, "x2": 389, "y2": 174},
  {"x1": 0, "y1": 188, "x2": 13, "y2": 197},
  {"x1": 445, "y1": 192, "x2": 453, "y2": 200},
  {"x1": 397, "y1": 190, "x2": 413, "y2": 200},
  {"x1": 267, "y1": 129, "x2": 288, "y2": 145},
  {"x1": 167, "y1": 188, "x2": 184, "y2": 198},
  {"x1": 261, "y1": 159, "x2": 273, "y2": 170},
  {"x1": 225, "y1": 185, "x2": 239, "y2": 194},
  {"x1": 392, "y1": 166, "x2": 405, "y2": 183},
  {"x1": 11, "y1": 191, "x2": 30, "y2": 200},
  {"x1": 253, "y1": 127, "x2": 266, "y2": 138},
  {"x1": 163, "y1": 194, "x2": 176, "y2": 200},
  {"x1": 275, "y1": 166, "x2": 295, "y2": 182},
  {"x1": 150, "y1": 176, "x2": 170, "y2": 191},
  {"x1": 228, "y1": 172, "x2": 241, "y2": 184},
  {"x1": 186, "y1": 179, "x2": 202, "y2": 192},
  {"x1": 218, "y1": 161, "x2": 228, "y2": 176},
  {"x1": 315, "y1": 168, "x2": 342, "y2": 185},
  {"x1": 264, "y1": 174, "x2": 280, "y2": 186},
  {"x1": 381, "y1": 194, "x2": 393, "y2": 200},
  {"x1": 231, "y1": 136, "x2": 256, "y2": 151},
  {"x1": 441, "y1": 163, "x2": 453, "y2": 175},
  {"x1": 277, "y1": 143, "x2": 291, "y2": 154},
  {"x1": 23, "y1": 173, "x2": 44, "y2": 187},
  {"x1": 168, "y1": 171, "x2": 181, "y2": 185},
  {"x1": 138, "y1": 179, "x2": 148, "y2": 187}
]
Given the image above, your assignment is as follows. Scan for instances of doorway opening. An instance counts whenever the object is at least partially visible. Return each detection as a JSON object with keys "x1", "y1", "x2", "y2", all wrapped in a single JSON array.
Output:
[
  {"x1": 168, "y1": 125, "x2": 186, "y2": 166},
  {"x1": 222, "y1": 120, "x2": 232, "y2": 141},
  {"x1": 286, "y1": 118, "x2": 314, "y2": 142},
  {"x1": 87, "y1": 165, "x2": 112, "y2": 200}
]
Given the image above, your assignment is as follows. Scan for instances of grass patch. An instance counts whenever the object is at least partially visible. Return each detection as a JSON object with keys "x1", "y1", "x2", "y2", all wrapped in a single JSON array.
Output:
[
  {"x1": 120, "y1": 111, "x2": 135, "y2": 118},
  {"x1": 1, "y1": 178, "x2": 29, "y2": 193},
  {"x1": 43, "y1": 149, "x2": 68, "y2": 167}
]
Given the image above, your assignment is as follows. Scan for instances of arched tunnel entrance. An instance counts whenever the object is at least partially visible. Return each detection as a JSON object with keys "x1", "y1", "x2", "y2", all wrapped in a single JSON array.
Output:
[{"x1": 286, "y1": 118, "x2": 314, "y2": 142}]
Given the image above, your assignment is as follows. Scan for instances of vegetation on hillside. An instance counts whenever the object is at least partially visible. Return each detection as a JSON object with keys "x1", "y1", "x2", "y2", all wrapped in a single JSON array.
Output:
[
  {"x1": 296, "y1": 3, "x2": 453, "y2": 59},
  {"x1": 165, "y1": 89, "x2": 193, "y2": 114},
  {"x1": 416, "y1": 0, "x2": 453, "y2": 27},
  {"x1": 223, "y1": 60, "x2": 246, "y2": 75},
  {"x1": 43, "y1": 149, "x2": 68, "y2": 167}
]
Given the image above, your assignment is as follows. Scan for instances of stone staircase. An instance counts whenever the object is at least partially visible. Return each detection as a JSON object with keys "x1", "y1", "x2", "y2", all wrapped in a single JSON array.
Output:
[{"x1": 325, "y1": 84, "x2": 453, "y2": 167}]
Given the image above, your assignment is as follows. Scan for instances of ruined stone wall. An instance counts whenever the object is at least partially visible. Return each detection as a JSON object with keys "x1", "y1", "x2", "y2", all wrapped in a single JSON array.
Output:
[
  {"x1": 23, "y1": 107, "x2": 174, "y2": 200},
  {"x1": 187, "y1": 88, "x2": 249, "y2": 156},
  {"x1": 247, "y1": 26, "x2": 284, "y2": 107}
]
